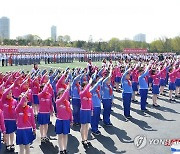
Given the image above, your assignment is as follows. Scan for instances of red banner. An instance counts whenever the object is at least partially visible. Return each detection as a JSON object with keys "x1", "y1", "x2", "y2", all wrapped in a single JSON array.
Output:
[
  {"x1": 123, "y1": 48, "x2": 147, "y2": 53},
  {"x1": 0, "y1": 48, "x2": 18, "y2": 53}
]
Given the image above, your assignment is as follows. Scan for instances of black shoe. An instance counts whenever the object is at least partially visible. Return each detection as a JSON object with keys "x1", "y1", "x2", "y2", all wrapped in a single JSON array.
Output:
[
  {"x1": 92, "y1": 131, "x2": 101, "y2": 136},
  {"x1": 41, "y1": 137, "x2": 46, "y2": 143},
  {"x1": 6, "y1": 145, "x2": 11, "y2": 152},
  {"x1": 82, "y1": 141, "x2": 89, "y2": 149},
  {"x1": 132, "y1": 100, "x2": 138, "y2": 103},
  {"x1": 10, "y1": 144, "x2": 15, "y2": 152},
  {"x1": 104, "y1": 123, "x2": 113, "y2": 126},
  {"x1": 73, "y1": 123, "x2": 80, "y2": 126},
  {"x1": 142, "y1": 109, "x2": 148, "y2": 112},
  {"x1": 153, "y1": 104, "x2": 160, "y2": 107},
  {"x1": 86, "y1": 141, "x2": 92, "y2": 146},
  {"x1": 126, "y1": 115, "x2": 132, "y2": 119},
  {"x1": 44, "y1": 136, "x2": 50, "y2": 142},
  {"x1": 162, "y1": 93, "x2": 166, "y2": 96},
  {"x1": 60, "y1": 151, "x2": 64, "y2": 154},
  {"x1": 64, "y1": 150, "x2": 68, "y2": 154}
]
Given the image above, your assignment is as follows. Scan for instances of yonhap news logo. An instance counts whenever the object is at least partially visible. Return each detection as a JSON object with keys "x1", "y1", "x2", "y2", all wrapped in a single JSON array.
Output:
[
  {"x1": 134, "y1": 135, "x2": 180, "y2": 150},
  {"x1": 134, "y1": 135, "x2": 147, "y2": 149}
]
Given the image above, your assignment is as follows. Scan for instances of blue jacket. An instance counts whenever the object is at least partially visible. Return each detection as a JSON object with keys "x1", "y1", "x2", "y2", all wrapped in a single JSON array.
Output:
[
  {"x1": 121, "y1": 70, "x2": 133, "y2": 93},
  {"x1": 138, "y1": 67, "x2": 149, "y2": 89},
  {"x1": 71, "y1": 74, "x2": 81, "y2": 99},
  {"x1": 101, "y1": 77, "x2": 113, "y2": 99},
  {"x1": 90, "y1": 79, "x2": 102, "y2": 107}
]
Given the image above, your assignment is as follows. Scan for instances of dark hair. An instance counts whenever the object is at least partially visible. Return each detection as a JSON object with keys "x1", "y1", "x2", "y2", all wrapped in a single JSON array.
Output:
[
  {"x1": 138, "y1": 67, "x2": 144, "y2": 73},
  {"x1": 169, "y1": 67, "x2": 173, "y2": 73},
  {"x1": 151, "y1": 69, "x2": 156, "y2": 75},
  {"x1": 40, "y1": 84, "x2": 45, "y2": 92},
  {"x1": 81, "y1": 81, "x2": 87, "y2": 88}
]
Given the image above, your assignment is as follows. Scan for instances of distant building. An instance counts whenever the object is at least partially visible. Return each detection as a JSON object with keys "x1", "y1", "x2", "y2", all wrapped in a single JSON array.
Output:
[
  {"x1": 133, "y1": 33, "x2": 146, "y2": 42},
  {"x1": 51, "y1": 26, "x2": 57, "y2": 41},
  {"x1": 0, "y1": 17, "x2": 10, "y2": 39}
]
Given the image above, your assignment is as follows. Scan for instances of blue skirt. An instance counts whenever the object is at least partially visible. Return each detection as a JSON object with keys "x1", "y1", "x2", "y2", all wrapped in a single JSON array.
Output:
[
  {"x1": 27, "y1": 102, "x2": 32, "y2": 106},
  {"x1": 152, "y1": 85, "x2": 159, "y2": 94},
  {"x1": 175, "y1": 79, "x2": 180, "y2": 87},
  {"x1": 16, "y1": 128, "x2": 35, "y2": 145},
  {"x1": 160, "y1": 79, "x2": 166, "y2": 86},
  {"x1": 115, "y1": 77, "x2": 121, "y2": 83},
  {"x1": 38, "y1": 113, "x2": 50, "y2": 125},
  {"x1": 33, "y1": 95, "x2": 39, "y2": 104},
  {"x1": 80, "y1": 110, "x2": 91, "y2": 124},
  {"x1": 132, "y1": 82, "x2": 138, "y2": 91},
  {"x1": 55, "y1": 119, "x2": 70, "y2": 135},
  {"x1": 5, "y1": 120, "x2": 17, "y2": 134},
  {"x1": 169, "y1": 82, "x2": 176, "y2": 90}
]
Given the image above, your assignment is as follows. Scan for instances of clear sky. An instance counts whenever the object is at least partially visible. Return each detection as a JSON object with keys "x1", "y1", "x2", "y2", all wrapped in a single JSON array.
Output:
[{"x1": 0, "y1": 0, "x2": 180, "y2": 42}]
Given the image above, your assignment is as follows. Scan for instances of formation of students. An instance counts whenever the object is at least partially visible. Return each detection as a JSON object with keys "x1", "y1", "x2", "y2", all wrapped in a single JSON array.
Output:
[
  {"x1": 1, "y1": 52, "x2": 177, "y2": 67},
  {"x1": 0, "y1": 55, "x2": 179, "y2": 154}
]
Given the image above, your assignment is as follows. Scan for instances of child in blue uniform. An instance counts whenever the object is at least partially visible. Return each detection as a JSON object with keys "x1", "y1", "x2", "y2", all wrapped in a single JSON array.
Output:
[
  {"x1": 138, "y1": 63, "x2": 151, "y2": 111},
  {"x1": 101, "y1": 67, "x2": 113, "y2": 126},
  {"x1": 121, "y1": 68, "x2": 133, "y2": 119},
  {"x1": 90, "y1": 75, "x2": 103, "y2": 135},
  {"x1": 71, "y1": 74, "x2": 81, "y2": 125}
]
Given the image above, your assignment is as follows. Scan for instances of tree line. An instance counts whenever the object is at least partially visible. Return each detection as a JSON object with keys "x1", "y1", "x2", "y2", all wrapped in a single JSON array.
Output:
[{"x1": 0, "y1": 34, "x2": 180, "y2": 54}]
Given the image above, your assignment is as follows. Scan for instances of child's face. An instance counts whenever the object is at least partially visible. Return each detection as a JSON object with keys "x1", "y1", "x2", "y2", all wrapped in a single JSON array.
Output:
[
  {"x1": 126, "y1": 73, "x2": 130, "y2": 80},
  {"x1": 7, "y1": 90, "x2": 12, "y2": 99}
]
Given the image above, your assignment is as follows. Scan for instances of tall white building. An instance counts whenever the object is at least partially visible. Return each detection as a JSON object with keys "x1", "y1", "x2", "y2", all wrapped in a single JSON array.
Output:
[
  {"x1": 133, "y1": 33, "x2": 146, "y2": 42},
  {"x1": 0, "y1": 17, "x2": 10, "y2": 39},
  {"x1": 51, "y1": 25, "x2": 57, "y2": 41}
]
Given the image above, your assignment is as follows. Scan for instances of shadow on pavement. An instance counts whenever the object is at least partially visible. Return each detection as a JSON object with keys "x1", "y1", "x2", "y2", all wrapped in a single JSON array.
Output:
[
  {"x1": 67, "y1": 134, "x2": 80, "y2": 154},
  {"x1": 131, "y1": 108, "x2": 150, "y2": 117},
  {"x1": 145, "y1": 110, "x2": 176, "y2": 121},
  {"x1": 113, "y1": 103, "x2": 123, "y2": 111},
  {"x1": 95, "y1": 134, "x2": 118, "y2": 153},
  {"x1": 39, "y1": 142, "x2": 59, "y2": 154},
  {"x1": 151, "y1": 105, "x2": 180, "y2": 114},
  {"x1": 103, "y1": 126, "x2": 133, "y2": 144},
  {"x1": 114, "y1": 95, "x2": 123, "y2": 102},
  {"x1": 47, "y1": 124, "x2": 57, "y2": 139},
  {"x1": 129, "y1": 117, "x2": 157, "y2": 131},
  {"x1": 111, "y1": 111, "x2": 129, "y2": 122}
]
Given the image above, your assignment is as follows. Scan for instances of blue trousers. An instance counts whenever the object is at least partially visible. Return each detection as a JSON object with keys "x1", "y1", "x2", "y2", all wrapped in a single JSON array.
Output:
[
  {"x1": 91, "y1": 107, "x2": 101, "y2": 132},
  {"x1": 52, "y1": 92, "x2": 57, "y2": 114},
  {"x1": 72, "y1": 98, "x2": 81, "y2": 123},
  {"x1": 102, "y1": 99, "x2": 112, "y2": 124},
  {"x1": 139, "y1": 89, "x2": 148, "y2": 110},
  {"x1": 122, "y1": 93, "x2": 132, "y2": 117}
]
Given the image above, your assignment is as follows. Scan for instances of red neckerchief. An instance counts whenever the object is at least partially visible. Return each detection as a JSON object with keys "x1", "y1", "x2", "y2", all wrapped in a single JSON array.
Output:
[
  {"x1": 76, "y1": 82, "x2": 81, "y2": 94},
  {"x1": 86, "y1": 91, "x2": 92, "y2": 103},
  {"x1": 60, "y1": 83, "x2": 67, "y2": 90},
  {"x1": 96, "y1": 85, "x2": 101, "y2": 98},
  {"x1": 7, "y1": 98, "x2": 13, "y2": 113},
  {"x1": 127, "y1": 79, "x2": 132, "y2": 86},
  {"x1": 23, "y1": 105, "x2": 29, "y2": 122},
  {"x1": 63, "y1": 99, "x2": 71, "y2": 113},
  {"x1": 83, "y1": 76, "x2": 87, "y2": 81},
  {"x1": 106, "y1": 84, "x2": 113, "y2": 95},
  {"x1": 145, "y1": 76, "x2": 148, "y2": 83}
]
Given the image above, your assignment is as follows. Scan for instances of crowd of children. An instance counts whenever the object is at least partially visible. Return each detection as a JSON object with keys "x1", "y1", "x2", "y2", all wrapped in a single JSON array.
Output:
[{"x1": 0, "y1": 54, "x2": 179, "y2": 154}]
